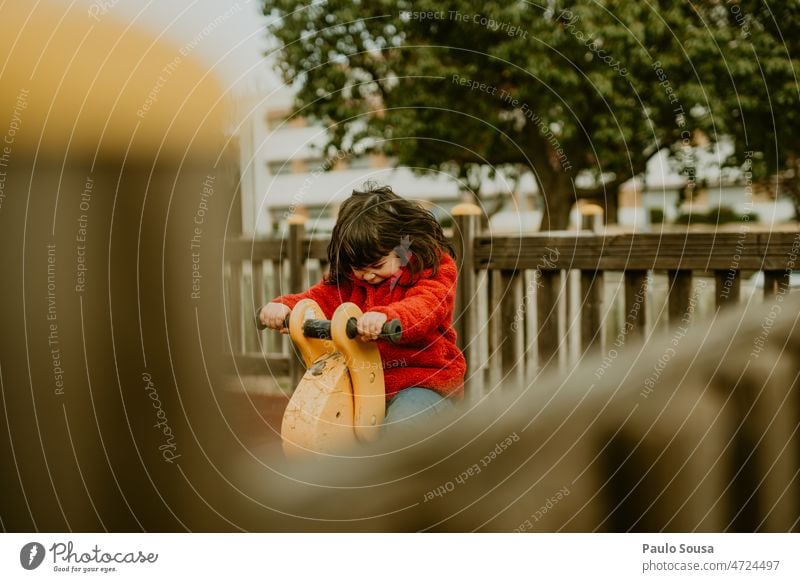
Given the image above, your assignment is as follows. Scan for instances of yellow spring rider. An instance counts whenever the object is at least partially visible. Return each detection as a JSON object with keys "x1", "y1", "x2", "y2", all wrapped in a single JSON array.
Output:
[{"x1": 260, "y1": 298, "x2": 402, "y2": 458}]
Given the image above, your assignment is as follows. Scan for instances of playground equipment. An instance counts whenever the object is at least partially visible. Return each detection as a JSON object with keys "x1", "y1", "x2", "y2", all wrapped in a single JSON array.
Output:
[{"x1": 259, "y1": 299, "x2": 402, "y2": 458}]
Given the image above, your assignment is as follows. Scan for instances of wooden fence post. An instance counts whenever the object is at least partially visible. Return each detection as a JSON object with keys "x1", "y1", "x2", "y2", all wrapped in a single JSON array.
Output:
[
  {"x1": 250, "y1": 259, "x2": 264, "y2": 353},
  {"x1": 452, "y1": 203, "x2": 482, "y2": 393},
  {"x1": 537, "y1": 269, "x2": 561, "y2": 370},
  {"x1": 578, "y1": 208, "x2": 603, "y2": 357},
  {"x1": 288, "y1": 215, "x2": 306, "y2": 389},
  {"x1": 228, "y1": 261, "x2": 244, "y2": 354},
  {"x1": 500, "y1": 270, "x2": 526, "y2": 388},
  {"x1": 763, "y1": 270, "x2": 790, "y2": 301},
  {"x1": 624, "y1": 270, "x2": 648, "y2": 344},
  {"x1": 269, "y1": 259, "x2": 284, "y2": 354},
  {"x1": 715, "y1": 269, "x2": 740, "y2": 310},
  {"x1": 668, "y1": 270, "x2": 693, "y2": 330},
  {"x1": 580, "y1": 269, "x2": 604, "y2": 353}
]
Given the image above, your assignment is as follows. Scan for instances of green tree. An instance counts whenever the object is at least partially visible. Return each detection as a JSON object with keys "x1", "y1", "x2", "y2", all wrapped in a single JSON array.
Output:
[
  {"x1": 260, "y1": 1, "x2": 775, "y2": 229},
  {"x1": 708, "y1": 0, "x2": 800, "y2": 220}
]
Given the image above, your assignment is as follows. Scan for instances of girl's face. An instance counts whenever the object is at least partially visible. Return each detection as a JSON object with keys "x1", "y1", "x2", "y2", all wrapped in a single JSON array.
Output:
[{"x1": 352, "y1": 251, "x2": 401, "y2": 285}]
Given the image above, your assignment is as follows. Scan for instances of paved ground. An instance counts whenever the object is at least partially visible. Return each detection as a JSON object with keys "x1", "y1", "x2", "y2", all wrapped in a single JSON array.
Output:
[{"x1": 221, "y1": 375, "x2": 291, "y2": 456}]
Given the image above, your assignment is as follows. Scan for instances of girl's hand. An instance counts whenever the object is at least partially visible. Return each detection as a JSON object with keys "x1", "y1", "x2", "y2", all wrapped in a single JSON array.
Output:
[
  {"x1": 357, "y1": 311, "x2": 388, "y2": 341},
  {"x1": 258, "y1": 302, "x2": 291, "y2": 333}
]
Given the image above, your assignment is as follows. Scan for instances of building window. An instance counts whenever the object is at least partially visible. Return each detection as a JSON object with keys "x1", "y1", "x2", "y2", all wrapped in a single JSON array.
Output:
[{"x1": 267, "y1": 161, "x2": 292, "y2": 175}]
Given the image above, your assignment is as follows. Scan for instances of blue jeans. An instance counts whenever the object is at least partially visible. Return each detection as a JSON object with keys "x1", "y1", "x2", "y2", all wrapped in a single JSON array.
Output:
[{"x1": 382, "y1": 387, "x2": 453, "y2": 437}]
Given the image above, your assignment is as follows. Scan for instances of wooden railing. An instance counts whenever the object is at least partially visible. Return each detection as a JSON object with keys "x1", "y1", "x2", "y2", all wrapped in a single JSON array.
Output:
[{"x1": 224, "y1": 210, "x2": 800, "y2": 393}]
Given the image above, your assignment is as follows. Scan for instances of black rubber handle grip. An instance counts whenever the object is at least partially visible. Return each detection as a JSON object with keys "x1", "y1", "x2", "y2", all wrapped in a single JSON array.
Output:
[
  {"x1": 256, "y1": 311, "x2": 402, "y2": 344},
  {"x1": 302, "y1": 318, "x2": 402, "y2": 344}
]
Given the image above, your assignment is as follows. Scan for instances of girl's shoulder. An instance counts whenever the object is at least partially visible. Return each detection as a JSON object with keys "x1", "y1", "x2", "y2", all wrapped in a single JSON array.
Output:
[
  {"x1": 435, "y1": 252, "x2": 457, "y2": 278},
  {"x1": 415, "y1": 251, "x2": 456, "y2": 281},
  {"x1": 438, "y1": 251, "x2": 456, "y2": 267}
]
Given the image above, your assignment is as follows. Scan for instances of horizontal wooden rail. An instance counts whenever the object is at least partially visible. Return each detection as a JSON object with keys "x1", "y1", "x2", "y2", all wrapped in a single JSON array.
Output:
[
  {"x1": 226, "y1": 231, "x2": 800, "y2": 270},
  {"x1": 224, "y1": 236, "x2": 328, "y2": 262},
  {"x1": 474, "y1": 231, "x2": 799, "y2": 270}
]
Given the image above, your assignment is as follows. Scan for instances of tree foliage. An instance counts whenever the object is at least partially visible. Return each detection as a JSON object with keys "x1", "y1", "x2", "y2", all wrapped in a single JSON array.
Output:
[
  {"x1": 707, "y1": 0, "x2": 800, "y2": 217},
  {"x1": 262, "y1": 0, "x2": 799, "y2": 228}
]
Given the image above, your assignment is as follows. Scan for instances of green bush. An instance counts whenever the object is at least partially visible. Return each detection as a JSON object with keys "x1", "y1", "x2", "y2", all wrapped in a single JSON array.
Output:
[
  {"x1": 674, "y1": 205, "x2": 756, "y2": 225},
  {"x1": 649, "y1": 208, "x2": 665, "y2": 223}
]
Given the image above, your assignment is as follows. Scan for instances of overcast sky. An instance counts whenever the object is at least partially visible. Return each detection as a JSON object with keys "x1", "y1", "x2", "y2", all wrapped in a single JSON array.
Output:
[{"x1": 54, "y1": 0, "x2": 280, "y2": 96}]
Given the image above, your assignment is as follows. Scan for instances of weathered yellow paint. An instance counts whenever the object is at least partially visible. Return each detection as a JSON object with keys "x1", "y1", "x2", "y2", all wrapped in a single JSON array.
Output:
[
  {"x1": 331, "y1": 303, "x2": 386, "y2": 443},
  {"x1": 280, "y1": 300, "x2": 387, "y2": 458},
  {"x1": 288, "y1": 299, "x2": 333, "y2": 368},
  {"x1": 281, "y1": 352, "x2": 356, "y2": 458}
]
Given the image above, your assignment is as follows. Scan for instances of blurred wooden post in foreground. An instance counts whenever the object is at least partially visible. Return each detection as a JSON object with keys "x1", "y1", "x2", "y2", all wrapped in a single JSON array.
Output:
[{"x1": 0, "y1": 3, "x2": 237, "y2": 531}]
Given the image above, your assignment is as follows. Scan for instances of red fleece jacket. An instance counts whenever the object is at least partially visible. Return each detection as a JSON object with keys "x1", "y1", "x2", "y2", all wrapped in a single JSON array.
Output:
[{"x1": 273, "y1": 253, "x2": 466, "y2": 401}]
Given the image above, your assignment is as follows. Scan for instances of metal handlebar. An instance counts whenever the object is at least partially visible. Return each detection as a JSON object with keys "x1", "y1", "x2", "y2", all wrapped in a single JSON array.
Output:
[{"x1": 256, "y1": 311, "x2": 402, "y2": 344}]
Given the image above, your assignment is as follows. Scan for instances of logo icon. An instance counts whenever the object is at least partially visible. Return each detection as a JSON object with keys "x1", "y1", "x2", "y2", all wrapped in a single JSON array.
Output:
[
  {"x1": 389, "y1": 235, "x2": 413, "y2": 290},
  {"x1": 20, "y1": 542, "x2": 45, "y2": 570}
]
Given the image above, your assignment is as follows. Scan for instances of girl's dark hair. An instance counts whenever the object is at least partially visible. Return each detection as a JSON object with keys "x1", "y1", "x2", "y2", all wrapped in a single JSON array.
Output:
[{"x1": 326, "y1": 183, "x2": 455, "y2": 285}]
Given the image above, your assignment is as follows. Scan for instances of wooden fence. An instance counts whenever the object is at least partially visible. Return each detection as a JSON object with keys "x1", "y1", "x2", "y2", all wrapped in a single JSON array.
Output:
[{"x1": 223, "y1": 209, "x2": 800, "y2": 393}]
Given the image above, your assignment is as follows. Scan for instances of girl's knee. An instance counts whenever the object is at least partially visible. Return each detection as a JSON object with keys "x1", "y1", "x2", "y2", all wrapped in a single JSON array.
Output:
[{"x1": 383, "y1": 387, "x2": 453, "y2": 435}]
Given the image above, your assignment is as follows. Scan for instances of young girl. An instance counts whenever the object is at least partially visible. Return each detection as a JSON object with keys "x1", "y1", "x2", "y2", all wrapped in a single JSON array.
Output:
[{"x1": 258, "y1": 184, "x2": 466, "y2": 434}]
